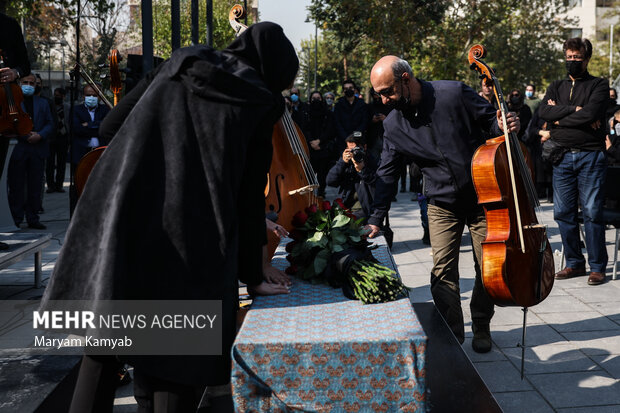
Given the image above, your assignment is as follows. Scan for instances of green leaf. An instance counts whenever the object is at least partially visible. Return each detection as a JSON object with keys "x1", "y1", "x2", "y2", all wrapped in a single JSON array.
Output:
[
  {"x1": 308, "y1": 231, "x2": 324, "y2": 243},
  {"x1": 331, "y1": 244, "x2": 344, "y2": 253},
  {"x1": 348, "y1": 234, "x2": 361, "y2": 243},
  {"x1": 331, "y1": 230, "x2": 347, "y2": 245},
  {"x1": 332, "y1": 214, "x2": 350, "y2": 228},
  {"x1": 313, "y1": 249, "x2": 330, "y2": 275}
]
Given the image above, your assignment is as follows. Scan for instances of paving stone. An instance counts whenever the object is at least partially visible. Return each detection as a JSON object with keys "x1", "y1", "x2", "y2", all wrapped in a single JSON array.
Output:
[
  {"x1": 564, "y1": 284, "x2": 620, "y2": 303},
  {"x1": 586, "y1": 301, "x2": 620, "y2": 318},
  {"x1": 557, "y1": 405, "x2": 620, "y2": 412},
  {"x1": 491, "y1": 323, "x2": 568, "y2": 349},
  {"x1": 530, "y1": 295, "x2": 592, "y2": 313},
  {"x1": 528, "y1": 371, "x2": 620, "y2": 409},
  {"x1": 563, "y1": 330, "x2": 620, "y2": 356},
  {"x1": 590, "y1": 355, "x2": 620, "y2": 379},
  {"x1": 503, "y1": 342, "x2": 600, "y2": 374},
  {"x1": 491, "y1": 306, "x2": 545, "y2": 326},
  {"x1": 493, "y1": 391, "x2": 554, "y2": 413},
  {"x1": 473, "y1": 360, "x2": 533, "y2": 392},
  {"x1": 537, "y1": 312, "x2": 620, "y2": 333}
]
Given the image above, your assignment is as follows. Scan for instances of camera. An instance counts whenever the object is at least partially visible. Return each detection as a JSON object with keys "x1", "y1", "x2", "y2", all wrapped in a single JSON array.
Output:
[{"x1": 351, "y1": 146, "x2": 365, "y2": 163}]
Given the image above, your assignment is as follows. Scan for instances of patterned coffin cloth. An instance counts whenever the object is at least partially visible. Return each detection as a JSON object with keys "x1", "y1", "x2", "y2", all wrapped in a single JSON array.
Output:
[{"x1": 232, "y1": 236, "x2": 429, "y2": 412}]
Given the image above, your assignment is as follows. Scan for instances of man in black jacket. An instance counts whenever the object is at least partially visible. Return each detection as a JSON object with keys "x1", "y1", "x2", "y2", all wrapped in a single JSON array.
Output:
[
  {"x1": 539, "y1": 37, "x2": 608, "y2": 286},
  {"x1": 366, "y1": 55, "x2": 519, "y2": 353},
  {"x1": 326, "y1": 132, "x2": 377, "y2": 220},
  {"x1": 333, "y1": 79, "x2": 369, "y2": 153}
]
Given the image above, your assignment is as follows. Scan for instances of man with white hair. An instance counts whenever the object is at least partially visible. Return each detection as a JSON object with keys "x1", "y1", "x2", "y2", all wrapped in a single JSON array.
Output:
[{"x1": 367, "y1": 55, "x2": 520, "y2": 353}]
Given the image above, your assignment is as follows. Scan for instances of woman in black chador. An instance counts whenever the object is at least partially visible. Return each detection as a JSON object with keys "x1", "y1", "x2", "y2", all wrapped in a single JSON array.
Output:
[{"x1": 40, "y1": 22, "x2": 298, "y2": 412}]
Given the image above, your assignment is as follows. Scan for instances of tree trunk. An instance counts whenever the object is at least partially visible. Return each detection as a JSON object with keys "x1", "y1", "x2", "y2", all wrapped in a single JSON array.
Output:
[{"x1": 343, "y1": 54, "x2": 348, "y2": 80}]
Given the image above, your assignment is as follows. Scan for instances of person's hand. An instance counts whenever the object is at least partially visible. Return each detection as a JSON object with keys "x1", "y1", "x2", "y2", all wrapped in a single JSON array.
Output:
[
  {"x1": 0, "y1": 67, "x2": 17, "y2": 83},
  {"x1": 310, "y1": 139, "x2": 321, "y2": 151},
  {"x1": 590, "y1": 119, "x2": 601, "y2": 130},
  {"x1": 265, "y1": 219, "x2": 288, "y2": 238},
  {"x1": 81, "y1": 122, "x2": 88, "y2": 127},
  {"x1": 547, "y1": 99, "x2": 556, "y2": 106},
  {"x1": 27, "y1": 132, "x2": 41, "y2": 144},
  {"x1": 263, "y1": 265, "x2": 292, "y2": 286},
  {"x1": 352, "y1": 158, "x2": 365, "y2": 172},
  {"x1": 606, "y1": 135, "x2": 613, "y2": 150},
  {"x1": 342, "y1": 148, "x2": 352, "y2": 163},
  {"x1": 539, "y1": 130, "x2": 551, "y2": 143},
  {"x1": 365, "y1": 224, "x2": 380, "y2": 238},
  {"x1": 372, "y1": 113, "x2": 386, "y2": 122},
  {"x1": 248, "y1": 281, "x2": 290, "y2": 296},
  {"x1": 576, "y1": 106, "x2": 582, "y2": 111},
  {"x1": 497, "y1": 110, "x2": 520, "y2": 134}
]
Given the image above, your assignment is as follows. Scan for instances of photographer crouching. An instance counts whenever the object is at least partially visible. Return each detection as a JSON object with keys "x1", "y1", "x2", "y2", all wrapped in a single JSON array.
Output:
[{"x1": 326, "y1": 131, "x2": 378, "y2": 221}]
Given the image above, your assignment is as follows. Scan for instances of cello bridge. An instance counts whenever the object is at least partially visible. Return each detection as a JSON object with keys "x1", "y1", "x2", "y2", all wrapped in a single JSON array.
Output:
[{"x1": 288, "y1": 185, "x2": 319, "y2": 196}]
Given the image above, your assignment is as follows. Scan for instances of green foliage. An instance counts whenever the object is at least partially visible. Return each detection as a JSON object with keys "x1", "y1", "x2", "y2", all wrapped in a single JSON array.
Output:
[
  {"x1": 306, "y1": 0, "x2": 578, "y2": 96},
  {"x1": 146, "y1": 0, "x2": 246, "y2": 59}
]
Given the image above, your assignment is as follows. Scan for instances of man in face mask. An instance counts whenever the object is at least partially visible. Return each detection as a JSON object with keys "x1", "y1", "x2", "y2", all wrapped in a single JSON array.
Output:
[
  {"x1": 538, "y1": 37, "x2": 609, "y2": 286},
  {"x1": 605, "y1": 87, "x2": 620, "y2": 122},
  {"x1": 7, "y1": 74, "x2": 54, "y2": 229},
  {"x1": 71, "y1": 84, "x2": 110, "y2": 167},
  {"x1": 288, "y1": 86, "x2": 307, "y2": 127},
  {"x1": 333, "y1": 79, "x2": 369, "y2": 153},
  {"x1": 367, "y1": 55, "x2": 520, "y2": 354}
]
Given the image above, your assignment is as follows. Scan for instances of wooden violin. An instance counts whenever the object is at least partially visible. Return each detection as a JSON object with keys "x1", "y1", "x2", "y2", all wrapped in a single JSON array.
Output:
[
  {"x1": 468, "y1": 44, "x2": 554, "y2": 308},
  {"x1": 229, "y1": 5, "x2": 321, "y2": 256},
  {"x1": 0, "y1": 49, "x2": 33, "y2": 136}
]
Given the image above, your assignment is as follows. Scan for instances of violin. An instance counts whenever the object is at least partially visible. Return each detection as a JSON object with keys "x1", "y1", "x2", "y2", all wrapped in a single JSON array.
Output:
[
  {"x1": 0, "y1": 49, "x2": 33, "y2": 136},
  {"x1": 229, "y1": 5, "x2": 321, "y2": 256},
  {"x1": 468, "y1": 44, "x2": 555, "y2": 308}
]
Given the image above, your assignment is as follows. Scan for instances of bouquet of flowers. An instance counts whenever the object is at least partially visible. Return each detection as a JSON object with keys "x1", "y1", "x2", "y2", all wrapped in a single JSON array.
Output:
[{"x1": 285, "y1": 199, "x2": 408, "y2": 304}]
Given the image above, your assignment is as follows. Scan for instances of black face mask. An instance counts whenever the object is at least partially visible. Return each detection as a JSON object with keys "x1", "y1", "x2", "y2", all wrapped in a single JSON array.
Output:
[
  {"x1": 510, "y1": 96, "x2": 521, "y2": 106},
  {"x1": 54, "y1": 97, "x2": 63, "y2": 105},
  {"x1": 386, "y1": 79, "x2": 410, "y2": 112},
  {"x1": 344, "y1": 89, "x2": 355, "y2": 98},
  {"x1": 609, "y1": 98, "x2": 617, "y2": 108},
  {"x1": 35, "y1": 85, "x2": 42, "y2": 95},
  {"x1": 566, "y1": 60, "x2": 584, "y2": 78},
  {"x1": 310, "y1": 100, "x2": 323, "y2": 110}
]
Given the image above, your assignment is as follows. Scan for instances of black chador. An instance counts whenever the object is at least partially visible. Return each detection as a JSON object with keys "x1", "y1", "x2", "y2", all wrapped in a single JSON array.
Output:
[{"x1": 40, "y1": 21, "x2": 298, "y2": 393}]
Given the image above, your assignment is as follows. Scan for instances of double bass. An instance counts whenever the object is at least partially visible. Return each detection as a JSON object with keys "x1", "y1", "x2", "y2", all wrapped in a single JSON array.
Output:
[
  {"x1": 468, "y1": 45, "x2": 554, "y2": 377},
  {"x1": 229, "y1": 5, "x2": 320, "y2": 256}
]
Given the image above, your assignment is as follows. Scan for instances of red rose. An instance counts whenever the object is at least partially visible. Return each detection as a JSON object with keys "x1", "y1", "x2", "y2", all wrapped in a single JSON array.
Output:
[
  {"x1": 305, "y1": 204, "x2": 318, "y2": 214},
  {"x1": 292, "y1": 211, "x2": 308, "y2": 227},
  {"x1": 322, "y1": 201, "x2": 332, "y2": 211},
  {"x1": 334, "y1": 198, "x2": 346, "y2": 209},
  {"x1": 285, "y1": 265, "x2": 298, "y2": 275}
]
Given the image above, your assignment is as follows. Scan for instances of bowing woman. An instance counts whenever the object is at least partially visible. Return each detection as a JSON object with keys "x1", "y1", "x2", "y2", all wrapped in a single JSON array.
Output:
[{"x1": 39, "y1": 22, "x2": 299, "y2": 413}]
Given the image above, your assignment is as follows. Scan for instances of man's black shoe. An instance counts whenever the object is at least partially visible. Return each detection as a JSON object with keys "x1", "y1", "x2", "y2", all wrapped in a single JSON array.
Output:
[
  {"x1": 472, "y1": 323, "x2": 492, "y2": 353},
  {"x1": 46, "y1": 188, "x2": 55, "y2": 193},
  {"x1": 0, "y1": 242, "x2": 8, "y2": 250},
  {"x1": 56, "y1": 186, "x2": 66, "y2": 193},
  {"x1": 28, "y1": 222, "x2": 47, "y2": 230}
]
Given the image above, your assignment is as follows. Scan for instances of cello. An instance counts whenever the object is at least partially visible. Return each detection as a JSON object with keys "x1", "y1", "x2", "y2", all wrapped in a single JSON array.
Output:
[
  {"x1": 468, "y1": 45, "x2": 554, "y2": 377},
  {"x1": 229, "y1": 5, "x2": 321, "y2": 256}
]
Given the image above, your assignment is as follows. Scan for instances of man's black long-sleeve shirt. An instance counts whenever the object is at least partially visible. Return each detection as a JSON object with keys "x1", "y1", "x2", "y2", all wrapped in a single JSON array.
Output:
[
  {"x1": 0, "y1": 13, "x2": 30, "y2": 78},
  {"x1": 368, "y1": 79, "x2": 501, "y2": 227},
  {"x1": 538, "y1": 72, "x2": 607, "y2": 151}
]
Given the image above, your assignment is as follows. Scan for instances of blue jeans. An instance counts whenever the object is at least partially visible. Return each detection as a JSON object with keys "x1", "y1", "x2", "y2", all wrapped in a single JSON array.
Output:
[{"x1": 553, "y1": 150, "x2": 608, "y2": 272}]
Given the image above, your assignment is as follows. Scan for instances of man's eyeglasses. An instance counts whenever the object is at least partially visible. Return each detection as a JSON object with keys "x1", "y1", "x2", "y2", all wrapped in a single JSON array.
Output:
[{"x1": 376, "y1": 85, "x2": 395, "y2": 97}]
